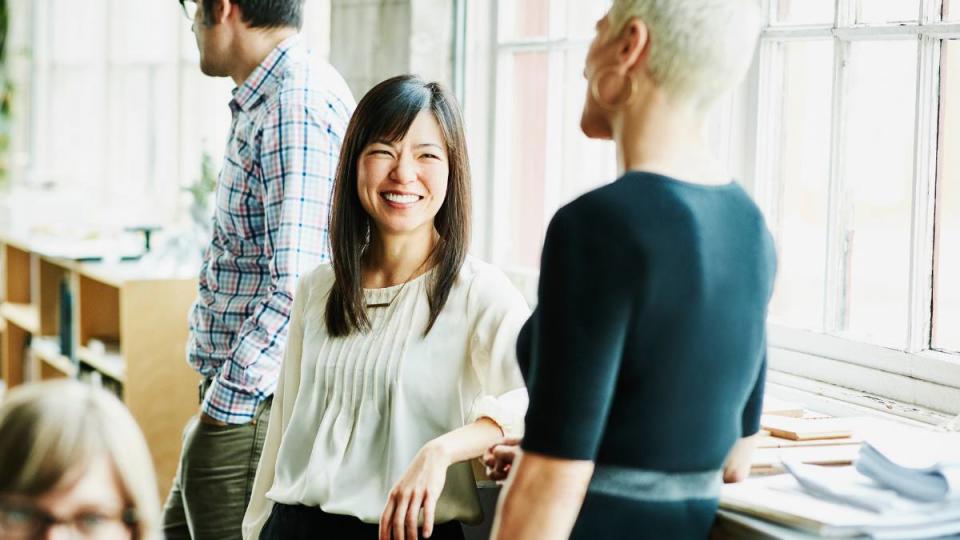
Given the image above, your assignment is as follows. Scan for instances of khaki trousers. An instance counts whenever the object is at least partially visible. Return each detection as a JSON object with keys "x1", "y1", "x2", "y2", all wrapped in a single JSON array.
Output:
[{"x1": 162, "y1": 394, "x2": 271, "y2": 540}]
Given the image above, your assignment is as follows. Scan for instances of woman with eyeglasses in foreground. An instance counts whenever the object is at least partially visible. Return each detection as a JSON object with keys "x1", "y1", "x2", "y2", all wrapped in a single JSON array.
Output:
[
  {"x1": 489, "y1": 1, "x2": 776, "y2": 539},
  {"x1": 0, "y1": 380, "x2": 160, "y2": 540}
]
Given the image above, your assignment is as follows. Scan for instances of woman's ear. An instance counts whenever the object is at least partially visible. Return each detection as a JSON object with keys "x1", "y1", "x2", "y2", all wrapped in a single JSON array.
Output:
[{"x1": 618, "y1": 17, "x2": 650, "y2": 75}]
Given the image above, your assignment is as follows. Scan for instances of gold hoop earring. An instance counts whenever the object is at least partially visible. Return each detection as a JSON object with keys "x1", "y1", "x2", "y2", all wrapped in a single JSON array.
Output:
[{"x1": 589, "y1": 66, "x2": 639, "y2": 112}]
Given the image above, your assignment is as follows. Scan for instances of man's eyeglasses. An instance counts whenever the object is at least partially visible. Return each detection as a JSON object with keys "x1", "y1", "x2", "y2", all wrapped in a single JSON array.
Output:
[
  {"x1": 0, "y1": 501, "x2": 137, "y2": 540},
  {"x1": 180, "y1": 0, "x2": 199, "y2": 21}
]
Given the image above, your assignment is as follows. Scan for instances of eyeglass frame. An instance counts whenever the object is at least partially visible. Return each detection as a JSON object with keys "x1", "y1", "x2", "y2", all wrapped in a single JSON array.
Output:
[
  {"x1": 179, "y1": 0, "x2": 199, "y2": 21},
  {"x1": 0, "y1": 499, "x2": 138, "y2": 539}
]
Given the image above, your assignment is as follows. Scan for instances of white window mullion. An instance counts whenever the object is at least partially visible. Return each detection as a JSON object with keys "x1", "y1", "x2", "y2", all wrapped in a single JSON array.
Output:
[
  {"x1": 823, "y1": 37, "x2": 851, "y2": 334},
  {"x1": 921, "y1": 0, "x2": 941, "y2": 23},
  {"x1": 490, "y1": 46, "x2": 513, "y2": 268},
  {"x1": 752, "y1": 40, "x2": 784, "y2": 231},
  {"x1": 907, "y1": 34, "x2": 941, "y2": 352},
  {"x1": 825, "y1": 2, "x2": 854, "y2": 335},
  {"x1": 838, "y1": 0, "x2": 856, "y2": 27},
  {"x1": 541, "y1": 49, "x2": 563, "y2": 227},
  {"x1": 103, "y1": 2, "x2": 115, "y2": 205},
  {"x1": 29, "y1": 0, "x2": 49, "y2": 180}
]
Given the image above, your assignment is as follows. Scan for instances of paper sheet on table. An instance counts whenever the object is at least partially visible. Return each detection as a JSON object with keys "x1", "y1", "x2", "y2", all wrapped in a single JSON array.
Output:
[{"x1": 721, "y1": 468, "x2": 960, "y2": 539}]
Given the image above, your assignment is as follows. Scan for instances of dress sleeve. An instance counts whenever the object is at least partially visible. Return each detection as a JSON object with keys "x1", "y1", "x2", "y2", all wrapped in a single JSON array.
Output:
[
  {"x1": 241, "y1": 270, "x2": 312, "y2": 540},
  {"x1": 465, "y1": 267, "x2": 532, "y2": 438},
  {"x1": 520, "y1": 205, "x2": 637, "y2": 461}
]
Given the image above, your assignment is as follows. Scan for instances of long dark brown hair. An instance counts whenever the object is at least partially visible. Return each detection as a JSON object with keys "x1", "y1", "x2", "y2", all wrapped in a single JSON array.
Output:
[{"x1": 325, "y1": 75, "x2": 471, "y2": 337}]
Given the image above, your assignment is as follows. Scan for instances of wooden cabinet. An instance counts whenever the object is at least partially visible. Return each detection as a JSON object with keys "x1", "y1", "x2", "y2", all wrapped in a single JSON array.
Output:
[{"x1": 0, "y1": 236, "x2": 199, "y2": 497}]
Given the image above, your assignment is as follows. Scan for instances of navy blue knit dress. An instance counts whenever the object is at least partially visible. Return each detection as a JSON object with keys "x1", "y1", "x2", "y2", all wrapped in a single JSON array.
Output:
[{"x1": 517, "y1": 172, "x2": 777, "y2": 539}]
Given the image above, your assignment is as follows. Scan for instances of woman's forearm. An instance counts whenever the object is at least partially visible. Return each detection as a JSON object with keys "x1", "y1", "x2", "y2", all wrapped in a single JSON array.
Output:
[
  {"x1": 491, "y1": 451, "x2": 594, "y2": 540},
  {"x1": 426, "y1": 417, "x2": 505, "y2": 465}
]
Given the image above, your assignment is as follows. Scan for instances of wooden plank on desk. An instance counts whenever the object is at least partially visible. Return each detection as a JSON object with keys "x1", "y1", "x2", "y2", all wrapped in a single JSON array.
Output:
[
  {"x1": 761, "y1": 416, "x2": 853, "y2": 441},
  {"x1": 751, "y1": 444, "x2": 861, "y2": 476},
  {"x1": 756, "y1": 433, "x2": 862, "y2": 449}
]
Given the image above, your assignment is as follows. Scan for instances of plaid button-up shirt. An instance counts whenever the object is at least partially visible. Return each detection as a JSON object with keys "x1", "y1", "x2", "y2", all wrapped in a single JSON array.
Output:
[{"x1": 188, "y1": 35, "x2": 355, "y2": 424}]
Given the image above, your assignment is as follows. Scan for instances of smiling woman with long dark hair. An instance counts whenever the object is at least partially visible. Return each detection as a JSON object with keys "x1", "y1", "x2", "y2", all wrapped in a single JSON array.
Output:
[{"x1": 243, "y1": 75, "x2": 530, "y2": 540}]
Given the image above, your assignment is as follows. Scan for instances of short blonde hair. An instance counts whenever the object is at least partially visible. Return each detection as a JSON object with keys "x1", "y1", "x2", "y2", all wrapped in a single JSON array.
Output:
[
  {"x1": 0, "y1": 380, "x2": 160, "y2": 540},
  {"x1": 608, "y1": 0, "x2": 762, "y2": 108}
]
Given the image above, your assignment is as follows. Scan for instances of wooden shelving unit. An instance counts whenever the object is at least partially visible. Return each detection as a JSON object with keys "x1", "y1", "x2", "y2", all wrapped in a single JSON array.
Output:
[
  {"x1": 0, "y1": 234, "x2": 200, "y2": 497},
  {"x1": 0, "y1": 302, "x2": 39, "y2": 333},
  {"x1": 76, "y1": 346, "x2": 125, "y2": 383}
]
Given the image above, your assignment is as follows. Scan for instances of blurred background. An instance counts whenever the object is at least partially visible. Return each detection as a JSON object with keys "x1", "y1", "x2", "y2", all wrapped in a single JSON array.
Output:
[{"x1": 1, "y1": 0, "x2": 959, "y2": 467}]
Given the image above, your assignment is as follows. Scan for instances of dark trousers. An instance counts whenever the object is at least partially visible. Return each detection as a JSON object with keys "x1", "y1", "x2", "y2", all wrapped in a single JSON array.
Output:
[{"x1": 260, "y1": 503, "x2": 466, "y2": 540}]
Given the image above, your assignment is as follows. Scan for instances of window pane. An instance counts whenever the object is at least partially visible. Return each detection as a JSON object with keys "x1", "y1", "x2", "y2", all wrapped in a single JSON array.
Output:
[
  {"x1": 774, "y1": 0, "x2": 835, "y2": 25},
  {"x1": 840, "y1": 40, "x2": 917, "y2": 348},
  {"x1": 494, "y1": 51, "x2": 549, "y2": 268},
  {"x1": 44, "y1": 67, "x2": 106, "y2": 190},
  {"x1": 855, "y1": 0, "x2": 921, "y2": 23},
  {"x1": 565, "y1": 0, "x2": 611, "y2": 39},
  {"x1": 498, "y1": 0, "x2": 550, "y2": 41},
  {"x1": 49, "y1": 0, "x2": 106, "y2": 64},
  {"x1": 109, "y1": 0, "x2": 178, "y2": 64},
  {"x1": 105, "y1": 67, "x2": 179, "y2": 216},
  {"x1": 946, "y1": 0, "x2": 960, "y2": 21},
  {"x1": 934, "y1": 41, "x2": 960, "y2": 353},
  {"x1": 558, "y1": 48, "x2": 617, "y2": 205},
  {"x1": 767, "y1": 40, "x2": 834, "y2": 331}
]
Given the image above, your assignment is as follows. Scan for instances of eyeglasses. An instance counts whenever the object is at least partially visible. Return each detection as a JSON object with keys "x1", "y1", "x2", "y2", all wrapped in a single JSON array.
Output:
[
  {"x1": 180, "y1": 0, "x2": 199, "y2": 21},
  {"x1": 0, "y1": 501, "x2": 136, "y2": 540}
]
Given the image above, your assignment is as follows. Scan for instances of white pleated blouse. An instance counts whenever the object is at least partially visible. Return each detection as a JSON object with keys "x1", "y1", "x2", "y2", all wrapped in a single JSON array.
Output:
[{"x1": 243, "y1": 257, "x2": 530, "y2": 538}]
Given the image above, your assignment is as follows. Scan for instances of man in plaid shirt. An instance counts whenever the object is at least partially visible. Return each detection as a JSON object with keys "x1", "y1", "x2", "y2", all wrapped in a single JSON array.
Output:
[{"x1": 164, "y1": 1, "x2": 354, "y2": 538}]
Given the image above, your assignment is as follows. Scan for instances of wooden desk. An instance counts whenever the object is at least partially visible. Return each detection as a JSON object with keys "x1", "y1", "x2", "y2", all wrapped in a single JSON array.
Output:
[{"x1": 0, "y1": 235, "x2": 199, "y2": 497}]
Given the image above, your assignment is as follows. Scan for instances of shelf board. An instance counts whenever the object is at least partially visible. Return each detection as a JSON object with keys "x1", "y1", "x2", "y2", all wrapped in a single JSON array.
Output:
[
  {"x1": 0, "y1": 302, "x2": 39, "y2": 333},
  {"x1": 77, "y1": 346, "x2": 126, "y2": 383},
  {"x1": 31, "y1": 345, "x2": 78, "y2": 377}
]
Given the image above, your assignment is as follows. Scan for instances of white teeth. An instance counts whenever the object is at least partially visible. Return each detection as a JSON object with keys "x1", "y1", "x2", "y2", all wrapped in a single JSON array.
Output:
[{"x1": 383, "y1": 193, "x2": 420, "y2": 204}]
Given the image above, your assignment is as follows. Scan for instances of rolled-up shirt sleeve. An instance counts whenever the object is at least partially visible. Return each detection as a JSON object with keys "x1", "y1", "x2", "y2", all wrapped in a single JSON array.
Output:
[{"x1": 466, "y1": 268, "x2": 531, "y2": 438}]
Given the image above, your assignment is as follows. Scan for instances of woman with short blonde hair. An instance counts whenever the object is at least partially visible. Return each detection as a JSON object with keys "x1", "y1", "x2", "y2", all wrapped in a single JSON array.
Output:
[
  {"x1": 0, "y1": 380, "x2": 160, "y2": 540},
  {"x1": 491, "y1": 0, "x2": 774, "y2": 538}
]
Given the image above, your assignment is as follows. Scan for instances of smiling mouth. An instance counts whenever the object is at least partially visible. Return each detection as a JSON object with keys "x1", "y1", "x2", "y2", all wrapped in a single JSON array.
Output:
[{"x1": 381, "y1": 192, "x2": 424, "y2": 205}]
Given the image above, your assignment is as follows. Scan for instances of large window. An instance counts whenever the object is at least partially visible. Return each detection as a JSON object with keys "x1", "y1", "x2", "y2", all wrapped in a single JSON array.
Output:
[
  {"x1": 757, "y1": 0, "x2": 960, "y2": 415},
  {"x1": 462, "y1": 0, "x2": 750, "y2": 274},
  {"x1": 13, "y1": 0, "x2": 329, "y2": 229},
  {"x1": 462, "y1": 0, "x2": 616, "y2": 271},
  {"x1": 462, "y1": 0, "x2": 960, "y2": 417}
]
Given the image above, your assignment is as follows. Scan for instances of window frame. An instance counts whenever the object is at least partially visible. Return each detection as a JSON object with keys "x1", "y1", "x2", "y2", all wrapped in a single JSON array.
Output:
[
  {"x1": 457, "y1": 0, "x2": 960, "y2": 420},
  {"x1": 757, "y1": 0, "x2": 960, "y2": 416},
  {"x1": 461, "y1": 0, "x2": 613, "y2": 272},
  {"x1": 17, "y1": 0, "x2": 331, "y2": 226}
]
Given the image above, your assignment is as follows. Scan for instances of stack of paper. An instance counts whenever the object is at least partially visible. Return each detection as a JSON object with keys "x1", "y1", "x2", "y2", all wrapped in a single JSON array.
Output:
[
  {"x1": 720, "y1": 466, "x2": 960, "y2": 538},
  {"x1": 856, "y1": 433, "x2": 960, "y2": 502}
]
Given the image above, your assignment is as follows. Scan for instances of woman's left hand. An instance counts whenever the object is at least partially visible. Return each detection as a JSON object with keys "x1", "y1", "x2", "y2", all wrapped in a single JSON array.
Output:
[
  {"x1": 722, "y1": 434, "x2": 759, "y2": 483},
  {"x1": 379, "y1": 442, "x2": 451, "y2": 540}
]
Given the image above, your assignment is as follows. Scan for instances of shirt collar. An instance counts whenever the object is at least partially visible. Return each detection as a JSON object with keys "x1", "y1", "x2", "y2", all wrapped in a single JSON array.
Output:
[{"x1": 230, "y1": 34, "x2": 306, "y2": 113}]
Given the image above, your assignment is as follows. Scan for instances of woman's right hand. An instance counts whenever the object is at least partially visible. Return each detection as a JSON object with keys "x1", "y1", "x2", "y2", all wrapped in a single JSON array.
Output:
[{"x1": 482, "y1": 437, "x2": 522, "y2": 482}]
